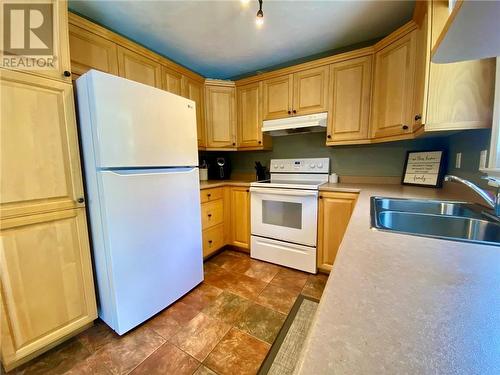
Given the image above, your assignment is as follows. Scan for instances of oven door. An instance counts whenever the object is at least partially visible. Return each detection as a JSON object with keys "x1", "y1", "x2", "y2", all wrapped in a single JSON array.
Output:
[{"x1": 250, "y1": 187, "x2": 318, "y2": 247}]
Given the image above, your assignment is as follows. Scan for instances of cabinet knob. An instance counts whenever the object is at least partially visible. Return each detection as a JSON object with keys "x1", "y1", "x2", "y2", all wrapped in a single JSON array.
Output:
[
  {"x1": 208, "y1": 240, "x2": 213, "y2": 244},
  {"x1": 77, "y1": 197, "x2": 85, "y2": 203},
  {"x1": 319, "y1": 195, "x2": 323, "y2": 199},
  {"x1": 258, "y1": 141, "x2": 262, "y2": 144},
  {"x1": 232, "y1": 142, "x2": 236, "y2": 146},
  {"x1": 414, "y1": 114, "x2": 422, "y2": 121},
  {"x1": 246, "y1": 189, "x2": 249, "y2": 192},
  {"x1": 327, "y1": 134, "x2": 332, "y2": 139},
  {"x1": 287, "y1": 110, "x2": 291, "y2": 115},
  {"x1": 402, "y1": 125, "x2": 409, "y2": 130},
  {"x1": 292, "y1": 109, "x2": 297, "y2": 114},
  {"x1": 207, "y1": 193, "x2": 211, "y2": 198},
  {"x1": 63, "y1": 70, "x2": 71, "y2": 77},
  {"x1": 207, "y1": 213, "x2": 212, "y2": 218}
]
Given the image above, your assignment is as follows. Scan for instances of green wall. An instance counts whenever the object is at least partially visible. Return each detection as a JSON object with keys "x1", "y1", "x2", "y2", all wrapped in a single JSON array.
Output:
[
  {"x1": 228, "y1": 132, "x2": 448, "y2": 177},
  {"x1": 222, "y1": 129, "x2": 491, "y2": 186},
  {"x1": 445, "y1": 129, "x2": 491, "y2": 188}
]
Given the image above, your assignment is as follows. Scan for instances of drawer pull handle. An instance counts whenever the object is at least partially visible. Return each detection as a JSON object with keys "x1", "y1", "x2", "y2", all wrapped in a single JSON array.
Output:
[
  {"x1": 207, "y1": 193, "x2": 211, "y2": 198},
  {"x1": 207, "y1": 213, "x2": 212, "y2": 218},
  {"x1": 208, "y1": 240, "x2": 213, "y2": 245}
]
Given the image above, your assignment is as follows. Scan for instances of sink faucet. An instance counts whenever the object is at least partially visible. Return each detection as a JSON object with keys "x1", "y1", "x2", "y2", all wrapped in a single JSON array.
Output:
[{"x1": 444, "y1": 175, "x2": 500, "y2": 216}]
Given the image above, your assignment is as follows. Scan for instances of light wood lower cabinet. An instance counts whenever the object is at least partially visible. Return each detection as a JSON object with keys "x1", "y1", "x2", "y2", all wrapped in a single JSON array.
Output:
[
  {"x1": 327, "y1": 56, "x2": 372, "y2": 144},
  {"x1": 317, "y1": 192, "x2": 358, "y2": 273},
  {"x1": 199, "y1": 186, "x2": 251, "y2": 257},
  {"x1": 1, "y1": 209, "x2": 97, "y2": 370},
  {"x1": 117, "y1": 46, "x2": 162, "y2": 88},
  {"x1": 0, "y1": 68, "x2": 96, "y2": 370},
  {"x1": 228, "y1": 187, "x2": 251, "y2": 250}
]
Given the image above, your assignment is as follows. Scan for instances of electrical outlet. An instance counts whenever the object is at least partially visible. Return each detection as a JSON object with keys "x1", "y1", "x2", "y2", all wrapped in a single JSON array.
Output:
[
  {"x1": 479, "y1": 149, "x2": 488, "y2": 169},
  {"x1": 455, "y1": 153, "x2": 462, "y2": 169}
]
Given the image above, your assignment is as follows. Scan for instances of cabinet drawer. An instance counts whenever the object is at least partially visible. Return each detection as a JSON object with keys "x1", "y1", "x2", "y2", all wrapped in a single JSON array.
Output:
[
  {"x1": 202, "y1": 224, "x2": 224, "y2": 257},
  {"x1": 200, "y1": 188, "x2": 224, "y2": 203},
  {"x1": 201, "y1": 199, "x2": 224, "y2": 229}
]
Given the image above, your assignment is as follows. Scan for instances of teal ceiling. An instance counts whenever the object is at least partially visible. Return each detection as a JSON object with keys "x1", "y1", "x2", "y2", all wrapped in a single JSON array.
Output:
[{"x1": 69, "y1": 1, "x2": 415, "y2": 79}]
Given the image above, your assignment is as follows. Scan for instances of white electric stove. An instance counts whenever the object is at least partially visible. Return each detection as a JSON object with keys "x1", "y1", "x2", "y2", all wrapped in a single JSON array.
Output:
[{"x1": 250, "y1": 158, "x2": 330, "y2": 273}]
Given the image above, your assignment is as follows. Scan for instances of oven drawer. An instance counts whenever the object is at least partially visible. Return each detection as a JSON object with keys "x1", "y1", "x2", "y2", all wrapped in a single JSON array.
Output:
[
  {"x1": 251, "y1": 235, "x2": 317, "y2": 273},
  {"x1": 201, "y1": 199, "x2": 224, "y2": 229}
]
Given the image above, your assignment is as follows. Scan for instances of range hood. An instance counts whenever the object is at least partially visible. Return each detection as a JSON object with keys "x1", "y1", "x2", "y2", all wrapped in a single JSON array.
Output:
[{"x1": 262, "y1": 112, "x2": 327, "y2": 136}]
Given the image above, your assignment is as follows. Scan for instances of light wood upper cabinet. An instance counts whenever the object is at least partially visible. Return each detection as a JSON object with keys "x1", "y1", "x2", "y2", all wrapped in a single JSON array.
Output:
[
  {"x1": 0, "y1": 69, "x2": 85, "y2": 219},
  {"x1": 327, "y1": 56, "x2": 372, "y2": 144},
  {"x1": 229, "y1": 187, "x2": 250, "y2": 250},
  {"x1": 317, "y1": 192, "x2": 358, "y2": 273},
  {"x1": 68, "y1": 24, "x2": 118, "y2": 76},
  {"x1": 182, "y1": 77, "x2": 205, "y2": 148},
  {"x1": 416, "y1": 0, "x2": 495, "y2": 132},
  {"x1": 162, "y1": 66, "x2": 183, "y2": 96},
  {"x1": 1, "y1": 209, "x2": 97, "y2": 370},
  {"x1": 117, "y1": 46, "x2": 162, "y2": 88},
  {"x1": 262, "y1": 74, "x2": 294, "y2": 120},
  {"x1": 293, "y1": 66, "x2": 329, "y2": 116},
  {"x1": 371, "y1": 30, "x2": 417, "y2": 139},
  {"x1": 237, "y1": 82, "x2": 271, "y2": 149},
  {"x1": 205, "y1": 81, "x2": 237, "y2": 149}
]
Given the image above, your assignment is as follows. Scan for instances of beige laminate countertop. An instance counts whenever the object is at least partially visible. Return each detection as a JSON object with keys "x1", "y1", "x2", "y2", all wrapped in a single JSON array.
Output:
[
  {"x1": 296, "y1": 183, "x2": 500, "y2": 374},
  {"x1": 199, "y1": 180, "x2": 252, "y2": 189}
]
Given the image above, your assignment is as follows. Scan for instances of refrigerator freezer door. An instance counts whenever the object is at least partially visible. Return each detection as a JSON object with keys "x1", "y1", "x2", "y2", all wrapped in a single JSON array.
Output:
[
  {"x1": 77, "y1": 70, "x2": 198, "y2": 168},
  {"x1": 97, "y1": 167, "x2": 203, "y2": 334}
]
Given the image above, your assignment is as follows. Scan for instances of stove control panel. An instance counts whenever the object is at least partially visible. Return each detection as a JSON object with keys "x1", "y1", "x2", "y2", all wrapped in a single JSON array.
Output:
[{"x1": 270, "y1": 158, "x2": 330, "y2": 173}]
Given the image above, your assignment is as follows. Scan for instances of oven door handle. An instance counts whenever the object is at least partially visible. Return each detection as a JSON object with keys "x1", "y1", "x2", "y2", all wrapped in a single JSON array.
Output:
[{"x1": 249, "y1": 187, "x2": 318, "y2": 197}]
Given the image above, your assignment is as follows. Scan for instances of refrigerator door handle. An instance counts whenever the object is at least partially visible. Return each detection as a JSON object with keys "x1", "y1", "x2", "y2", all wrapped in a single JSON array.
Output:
[{"x1": 101, "y1": 167, "x2": 197, "y2": 176}]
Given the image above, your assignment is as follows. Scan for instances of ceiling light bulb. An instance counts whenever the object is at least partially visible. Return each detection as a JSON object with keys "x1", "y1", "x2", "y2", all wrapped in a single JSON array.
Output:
[
  {"x1": 241, "y1": 0, "x2": 250, "y2": 6},
  {"x1": 256, "y1": 9, "x2": 264, "y2": 27}
]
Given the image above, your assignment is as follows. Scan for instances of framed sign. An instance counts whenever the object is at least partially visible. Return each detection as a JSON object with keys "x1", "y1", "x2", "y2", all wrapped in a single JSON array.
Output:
[{"x1": 402, "y1": 150, "x2": 446, "y2": 188}]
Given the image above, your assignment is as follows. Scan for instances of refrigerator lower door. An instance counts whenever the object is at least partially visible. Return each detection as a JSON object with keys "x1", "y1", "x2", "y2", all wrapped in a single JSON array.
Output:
[{"x1": 96, "y1": 167, "x2": 202, "y2": 334}]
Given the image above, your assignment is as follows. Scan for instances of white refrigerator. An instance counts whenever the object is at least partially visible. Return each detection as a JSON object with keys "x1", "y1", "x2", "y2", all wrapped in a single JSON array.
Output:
[{"x1": 76, "y1": 70, "x2": 203, "y2": 335}]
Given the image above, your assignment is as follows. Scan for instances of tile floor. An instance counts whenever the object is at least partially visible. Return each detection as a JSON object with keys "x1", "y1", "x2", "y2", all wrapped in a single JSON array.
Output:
[{"x1": 8, "y1": 250, "x2": 328, "y2": 375}]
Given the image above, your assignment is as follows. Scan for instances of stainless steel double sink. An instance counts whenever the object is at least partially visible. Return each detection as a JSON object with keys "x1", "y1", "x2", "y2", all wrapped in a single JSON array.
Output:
[{"x1": 371, "y1": 197, "x2": 500, "y2": 246}]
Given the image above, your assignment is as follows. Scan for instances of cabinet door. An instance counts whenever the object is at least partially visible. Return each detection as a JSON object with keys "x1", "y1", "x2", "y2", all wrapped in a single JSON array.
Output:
[
  {"x1": 5, "y1": 0, "x2": 72, "y2": 83},
  {"x1": 182, "y1": 77, "x2": 205, "y2": 148},
  {"x1": 205, "y1": 85, "x2": 237, "y2": 148},
  {"x1": 162, "y1": 66, "x2": 183, "y2": 96},
  {"x1": 293, "y1": 66, "x2": 329, "y2": 116},
  {"x1": 0, "y1": 69, "x2": 85, "y2": 219},
  {"x1": 237, "y1": 82, "x2": 263, "y2": 148},
  {"x1": 229, "y1": 187, "x2": 250, "y2": 250},
  {"x1": 68, "y1": 24, "x2": 119, "y2": 76},
  {"x1": 262, "y1": 74, "x2": 293, "y2": 120},
  {"x1": 371, "y1": 31, "x2": 417, "y2": 139},
  {"x1": 0, "y1": 209, "x2": 97, "y2": 369},
  {"x1": 117, "y1": 46, "x2": 161, "y2": 88},
  {"x1": 317, "y1": 192, "x2": 358, "y2": 272},
  {"x1": 327, "y1": 56, "x2": 372, "y2": 143}
]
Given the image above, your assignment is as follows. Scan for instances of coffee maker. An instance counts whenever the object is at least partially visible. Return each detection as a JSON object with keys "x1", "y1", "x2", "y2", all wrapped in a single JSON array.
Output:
[{"x1": 208, "y1": 156, "x2": 231, "y2": 180}]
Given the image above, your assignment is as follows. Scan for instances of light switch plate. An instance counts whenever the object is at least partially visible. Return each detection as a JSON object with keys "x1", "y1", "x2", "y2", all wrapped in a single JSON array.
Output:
[{"x1": 455, "y1": 152, "x2": 462, "y2": 169}]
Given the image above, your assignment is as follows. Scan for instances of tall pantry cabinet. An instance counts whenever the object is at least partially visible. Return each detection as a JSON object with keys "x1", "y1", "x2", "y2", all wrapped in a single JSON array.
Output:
[{"x1": 0, "y1": 1, "x2": 97, "y2": 371}]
